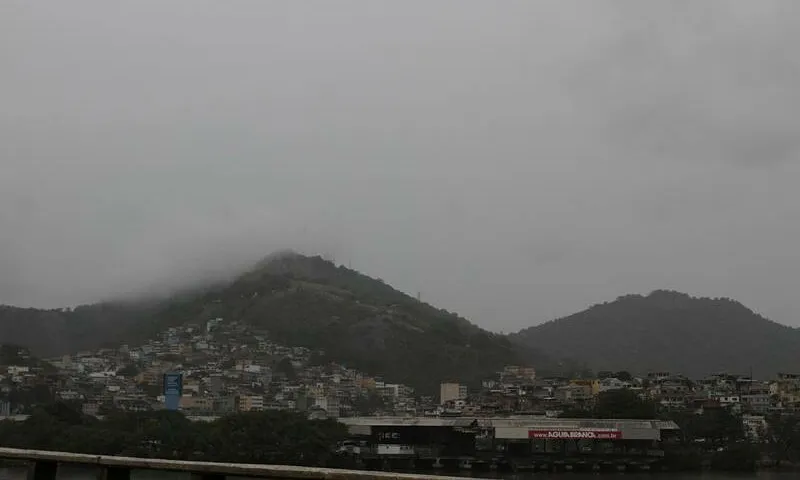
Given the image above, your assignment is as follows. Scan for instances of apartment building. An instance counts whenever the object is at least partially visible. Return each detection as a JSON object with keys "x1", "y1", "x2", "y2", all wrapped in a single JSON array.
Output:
[
  {"x1": 440, "y1": 382, "x2": 468, "y2": 405},
  {"x1": 238, "y1": 395, "x2": 264, "y2": 412}
]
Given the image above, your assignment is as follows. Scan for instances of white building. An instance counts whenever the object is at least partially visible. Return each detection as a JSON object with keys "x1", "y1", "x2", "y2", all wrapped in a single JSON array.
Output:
[
  {"x1": 6, "y1": 366, "x2": 29, "y2": 376},
  {"x1": 243, "y1": 364, "x2": 262, "y2": 374},
  {"x1": 598, "y1": 378, "x2": 631, "y2": 392}
]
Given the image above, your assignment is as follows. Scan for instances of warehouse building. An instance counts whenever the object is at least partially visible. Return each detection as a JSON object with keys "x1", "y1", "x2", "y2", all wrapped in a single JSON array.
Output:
[{"x1": 339, "y1": 416, "x2": 680, "y2": 467}]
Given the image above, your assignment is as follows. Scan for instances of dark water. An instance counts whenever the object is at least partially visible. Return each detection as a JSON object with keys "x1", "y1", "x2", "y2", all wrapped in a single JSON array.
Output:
[{"x1": 1, "y1": 465, "x2": 798, "y2": 480}]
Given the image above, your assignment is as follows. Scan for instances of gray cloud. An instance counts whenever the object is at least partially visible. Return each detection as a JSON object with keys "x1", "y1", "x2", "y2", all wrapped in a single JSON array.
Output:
[{"x1": 3, "y1": 0, "x2": 800, "y2": 329}]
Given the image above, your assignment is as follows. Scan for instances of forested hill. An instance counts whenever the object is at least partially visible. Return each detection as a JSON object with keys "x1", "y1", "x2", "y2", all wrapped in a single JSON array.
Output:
[
  {"x1": 0, "y1": 253, "x2": 536, "y2": 393},
  {"x1": 0, "y1": 303, "x2": 154, "y2": 357},
  {"x1": 511, "y1": 290, "x2": 800, "y2": 378},
  {"x1": 140, "y1": 253, "x2": 535, "y2": 393}
]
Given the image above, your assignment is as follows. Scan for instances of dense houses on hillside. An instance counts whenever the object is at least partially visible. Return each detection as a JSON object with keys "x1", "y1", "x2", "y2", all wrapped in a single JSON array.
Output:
[
  {"x1": 433, "y1": 370, "x2": 799, "y2": 441},
  {"x1": 1, "y1": 319, "x2": 800, "y2": 435},
  {"x1": 0, "y1": 319, "x2": 425, "y2": 420},
  {"x1": 440, "y1": 370, "x2": 797, "y2": 419}
]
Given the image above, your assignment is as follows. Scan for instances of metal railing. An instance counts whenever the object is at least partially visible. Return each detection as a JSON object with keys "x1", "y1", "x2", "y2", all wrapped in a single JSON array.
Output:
[{"x1": 0, "y1": 447, "x2": 482, "y2": 480}]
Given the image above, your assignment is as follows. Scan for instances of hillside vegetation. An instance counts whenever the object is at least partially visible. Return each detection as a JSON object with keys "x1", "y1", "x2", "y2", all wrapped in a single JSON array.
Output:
[
  {"x1": 0, "y1": 303, "x2": 153, "y2": 356},
  {"x1": 0, "y1": 253, "x2": 533, "y2": 393},
  {"x1": 141, "y1": 253, "x2": 531, "y2": 393},
  {"x1": 512, "y1": 290, "x2": 800, "y2": 378}
]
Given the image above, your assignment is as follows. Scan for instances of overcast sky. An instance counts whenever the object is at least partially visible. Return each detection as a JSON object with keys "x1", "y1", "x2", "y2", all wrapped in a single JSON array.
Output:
[{"x1": 3, "y1": 1, "x2": 800, "y2": 331}]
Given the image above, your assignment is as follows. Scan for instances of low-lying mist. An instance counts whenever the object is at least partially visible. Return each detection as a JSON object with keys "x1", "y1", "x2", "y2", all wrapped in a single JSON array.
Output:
[{"x1": 0, "y1": 209, "x2": 343, "y2": 309}]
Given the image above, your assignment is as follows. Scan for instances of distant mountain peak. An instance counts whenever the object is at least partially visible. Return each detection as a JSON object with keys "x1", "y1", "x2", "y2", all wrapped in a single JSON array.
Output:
[
  {"x1": 609, "y1": 290, "x2": 747, "y2": 311},
  {"x1": 252, "y1": 249, "x2": 303, "y2": 269},
  {"x1": 647, "y1": 289, "x2": 691, "y2": 299},
  {"x1": 513, "y1": 290, "x2": 796, "y2": 378}
]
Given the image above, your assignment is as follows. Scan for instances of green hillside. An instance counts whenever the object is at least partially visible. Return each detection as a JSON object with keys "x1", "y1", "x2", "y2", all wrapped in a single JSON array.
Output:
[
  {"x1": 512, "y1": 290, "x2": 800, "y2": 378},
  {"x1": 0, "y1": 253, "x2": 535, "y2": 393},
  {"x1": 134, "y1": 253, "x2": 532, "y2": 393},
  {"x1": 0, "y1": 303, "x2": 153, "y2": 356}
]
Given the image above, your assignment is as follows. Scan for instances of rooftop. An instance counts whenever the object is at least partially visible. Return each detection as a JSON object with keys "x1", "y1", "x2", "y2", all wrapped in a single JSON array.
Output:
[{"x1": 339, "y1": 416, "x2": 679, "y2": 430}]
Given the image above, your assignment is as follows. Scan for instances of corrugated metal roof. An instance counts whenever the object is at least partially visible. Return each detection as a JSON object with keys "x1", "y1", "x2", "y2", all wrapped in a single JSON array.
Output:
[{"x1": 340, "y1": 417, "x2": 679, "y2": 431}]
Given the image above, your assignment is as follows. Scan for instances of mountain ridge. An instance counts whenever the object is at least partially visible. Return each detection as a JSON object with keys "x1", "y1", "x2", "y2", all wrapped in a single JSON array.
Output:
[
  {"x1": 3, "y1": 257, "x2": 798, "y2": 385},
  {"x1": 512, "y1": 289, "x2": 800, "y2": 378},
  {"x1": 0, "y1": 252, "x2": 537, "y2": 394}
]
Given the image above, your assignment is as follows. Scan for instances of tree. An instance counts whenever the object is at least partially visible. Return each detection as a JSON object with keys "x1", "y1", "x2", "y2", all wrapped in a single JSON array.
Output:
[
  {"x1": 117, "y1": 364, "x2": 141, "y2": 377},
  {"x1": 9, "y1": 385, "x2": 55, "y2": 411},
  {"x1": 0, "y1": 344, "x2": 28, "y2": 364},
  {"x1": 0, "y1": 402, "x2": 349, "y2": 467},
  {"x1": 308, "y1": 350, "x2": 329, "y2": 366},
  {"x1": 766, "y1": 414, "x2": 800, "y2": 466},
  {"x1": 594, "y1": 389, "x2": 656, "y2": 419},
  {"x1": 4, "y1": 402, "x2": 91, "y2": 450},
  {"x1": 38, "y1": 402, "x2": 88, "y2": 426},
  {"x1": 352, "y1": 392, "x2": 386, "y2": 415},
  {"x1": 276, "y1": 357, "x2": 297, "y2": 381},
  {"x1": 669, "y1": 407, "x2": 744, "y2": 449},
  {"x1": 559, "y1": 407, "x2": 593, "y2": 418},
  {"x1": 615, "y1": 371, "x2": 633, "y2": 382},
  {"x1": 201, "y1": 411, "x2": 346, "y2": 465}
]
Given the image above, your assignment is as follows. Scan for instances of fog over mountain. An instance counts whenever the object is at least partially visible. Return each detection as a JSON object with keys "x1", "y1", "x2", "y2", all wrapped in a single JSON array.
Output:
[{"x1": 3, "y1": 1, "x2": 800, "y2": 330}]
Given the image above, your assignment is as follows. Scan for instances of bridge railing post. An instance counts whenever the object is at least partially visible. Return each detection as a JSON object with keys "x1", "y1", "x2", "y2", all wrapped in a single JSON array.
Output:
[
  {"x1": 27, "y1": 460, "x2": 58, "y2": 480},
  {"x1": 97, "y1": 466, "x2": 132, "y2": 480},
  {"x1": 190, "y1": 473, "x2": 226, "y2": 480}
]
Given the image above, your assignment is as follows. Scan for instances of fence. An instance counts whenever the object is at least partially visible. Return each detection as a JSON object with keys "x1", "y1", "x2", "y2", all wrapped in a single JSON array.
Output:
[{"x1": 0, "y1": 447, "x2": 480, "y2": 480}]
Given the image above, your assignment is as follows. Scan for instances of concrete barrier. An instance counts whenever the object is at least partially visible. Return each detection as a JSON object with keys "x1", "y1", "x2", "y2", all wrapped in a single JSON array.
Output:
[{"x1": 0, "y1": 447, "x2": 483, "y2": 480}]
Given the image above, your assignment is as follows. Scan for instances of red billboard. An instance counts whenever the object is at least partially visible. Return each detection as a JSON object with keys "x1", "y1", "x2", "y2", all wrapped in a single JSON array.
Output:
[{"x1": 529, "y1": 430, "x2": 622, "y2": 440}]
